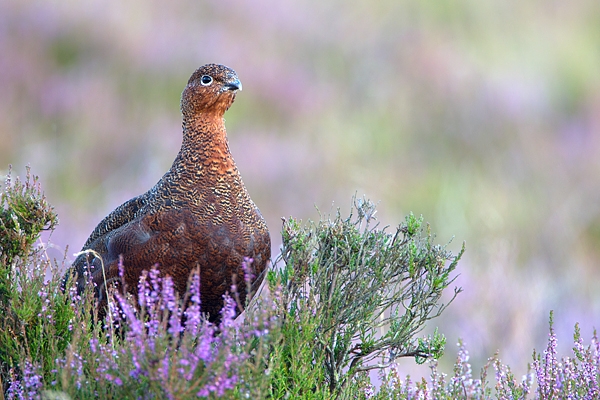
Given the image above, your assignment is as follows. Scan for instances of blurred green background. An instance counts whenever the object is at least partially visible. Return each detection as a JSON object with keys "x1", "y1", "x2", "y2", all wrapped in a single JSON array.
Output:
[{"x1": 2, "y1": 0, "x2": 599, "y2": 379}]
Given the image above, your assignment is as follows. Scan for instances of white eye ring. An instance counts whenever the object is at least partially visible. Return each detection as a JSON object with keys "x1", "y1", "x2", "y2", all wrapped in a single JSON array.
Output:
[{"x1": 200, "y1": 75, "x2": 213, "y2": 86}]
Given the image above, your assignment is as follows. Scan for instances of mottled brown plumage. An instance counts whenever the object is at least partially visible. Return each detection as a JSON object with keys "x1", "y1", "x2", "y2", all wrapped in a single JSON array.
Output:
[{"x1": 68, "y1": 64, "x2": 271, "y2": 321}]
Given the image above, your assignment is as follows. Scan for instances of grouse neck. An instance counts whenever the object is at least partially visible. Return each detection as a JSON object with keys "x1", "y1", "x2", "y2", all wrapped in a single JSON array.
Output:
[{"x1": 179, "y1": 114, "x2": 238, "y2": 175}]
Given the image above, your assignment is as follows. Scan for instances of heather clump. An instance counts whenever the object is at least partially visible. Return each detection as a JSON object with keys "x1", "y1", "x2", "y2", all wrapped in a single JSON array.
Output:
[
  {"x1": 3, "y1": 260, "x2": 277, "y2": 399},
  {"x1": 356, "y1": 314, "x2": 600, "y2": 399},
  {"x1": 532, "y1": 312, "x2": 600, "y2": 399},
  {"x1": 0, "y1": 165, "x2": 69, "y2": 390},
  {"x1": 53, "y1": 265, "x2": 262, "y2": 399},
  {"x1": 0, "y1": 165, "x2": 58, "y2": 268},
  {"x1": 3, "y1": 166, "x2": 600, "y2": 399},
  {"x1": 265, "y1": 197, "x2": 463, "y2": 398}
]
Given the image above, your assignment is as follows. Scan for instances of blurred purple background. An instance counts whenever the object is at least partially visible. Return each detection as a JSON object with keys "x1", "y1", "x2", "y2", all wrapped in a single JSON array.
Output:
[{"x1": 2, "y1": 0, "x2": 600, "y2": 379}]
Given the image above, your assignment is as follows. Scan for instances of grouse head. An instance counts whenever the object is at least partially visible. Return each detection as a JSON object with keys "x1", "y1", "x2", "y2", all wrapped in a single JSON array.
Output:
[{"x1": 181, "y1": 64, "x2": 242, "y2": 119}]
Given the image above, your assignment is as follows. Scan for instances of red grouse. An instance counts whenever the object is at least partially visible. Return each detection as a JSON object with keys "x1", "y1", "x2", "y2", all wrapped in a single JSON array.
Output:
[{"x1": 68, "y1": 64, "x2": 271, "y2": 322}]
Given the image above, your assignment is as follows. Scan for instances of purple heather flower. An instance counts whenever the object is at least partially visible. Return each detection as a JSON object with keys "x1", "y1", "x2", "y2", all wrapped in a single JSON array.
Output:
[
  {"x1": 161, "y1": 275, "x2": 177, "y2": 312},
  {"x1": 115, "y1": 292, "x2": 143, "y2": 337},
  {"x1": 104, "y1": 373, "x2": 123, "y2": 386},
  {"x1": 428, "y1": 360, "x2": 445, "y2": 395},
  {"x1": 219, "y1": 295, "x2": 239, "y2": 331},
  {"x1": 183, "y1": 272, "x2": 203, "y2": 337},
  {"x1": 127, "y1": 346, "x2": 144, "y2": 380},
  {"x1": 89, "y1": 338, "x2": 98, "y2": 353},
  {"x1": 162, "y1": 277, "x2": 183, "y2": 336},
  {"x1": 22, "y1": 360, "x2": 43, "y2": 398},
  {"x1": 148, "y1": 267, "x2": 161, "y2": 305},
  {"x1": 118, "y1": 255, "x2": 125, "y2": 278},
  {"x1": 62, "y1": 351, "x2": 86, "y2": 390},
  {"x1": 137, "y1": 270, "x2": 148, "y2": 308},
  {"x1": 593, "y1": 330, "x2": 600, "y2": 366},
  {"x1": 447, "y1": 339, "x2": 480, "y2": 397},
  {"x1": 362, "y1": 382, "x2": 375, "y2": 398},
  {"x1": 195, "y1": 323, "x2": 217, "y2": 363},
  {"x1": 533, "y1": 323, "x2": 561, "y2": 398},
  {"x1": 241, "y1": 257, "x2": 255, "y2": 285},
  {"x1": 159, "y1": 352, "x2": 171, "y2": 382},
  {"x1": 5, "y1": 368, "x2": 25, "y2": 400}
]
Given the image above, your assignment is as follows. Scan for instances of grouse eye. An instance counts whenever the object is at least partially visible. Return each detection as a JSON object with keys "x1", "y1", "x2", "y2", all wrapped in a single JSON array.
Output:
[{"x1": 200, "y1": 75, "x2": 213, "y2": 86}]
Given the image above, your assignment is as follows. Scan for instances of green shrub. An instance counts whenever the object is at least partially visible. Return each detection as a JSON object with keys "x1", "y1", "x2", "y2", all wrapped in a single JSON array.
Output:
[
  {"x1": 0, "y1": 165, "x2": 70, "y2": 392},
  {"x1": 0, "y1": 165, "x2": 58, "y2": 267},
  {"x1": 266, "y1": 197, "x2": 463, "y2": 398}
]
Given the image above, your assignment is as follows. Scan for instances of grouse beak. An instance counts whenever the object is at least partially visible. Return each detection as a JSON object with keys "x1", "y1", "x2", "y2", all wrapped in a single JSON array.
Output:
[{"x1": 224, "y1": 78, "x2": 242, "y2": 92}]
